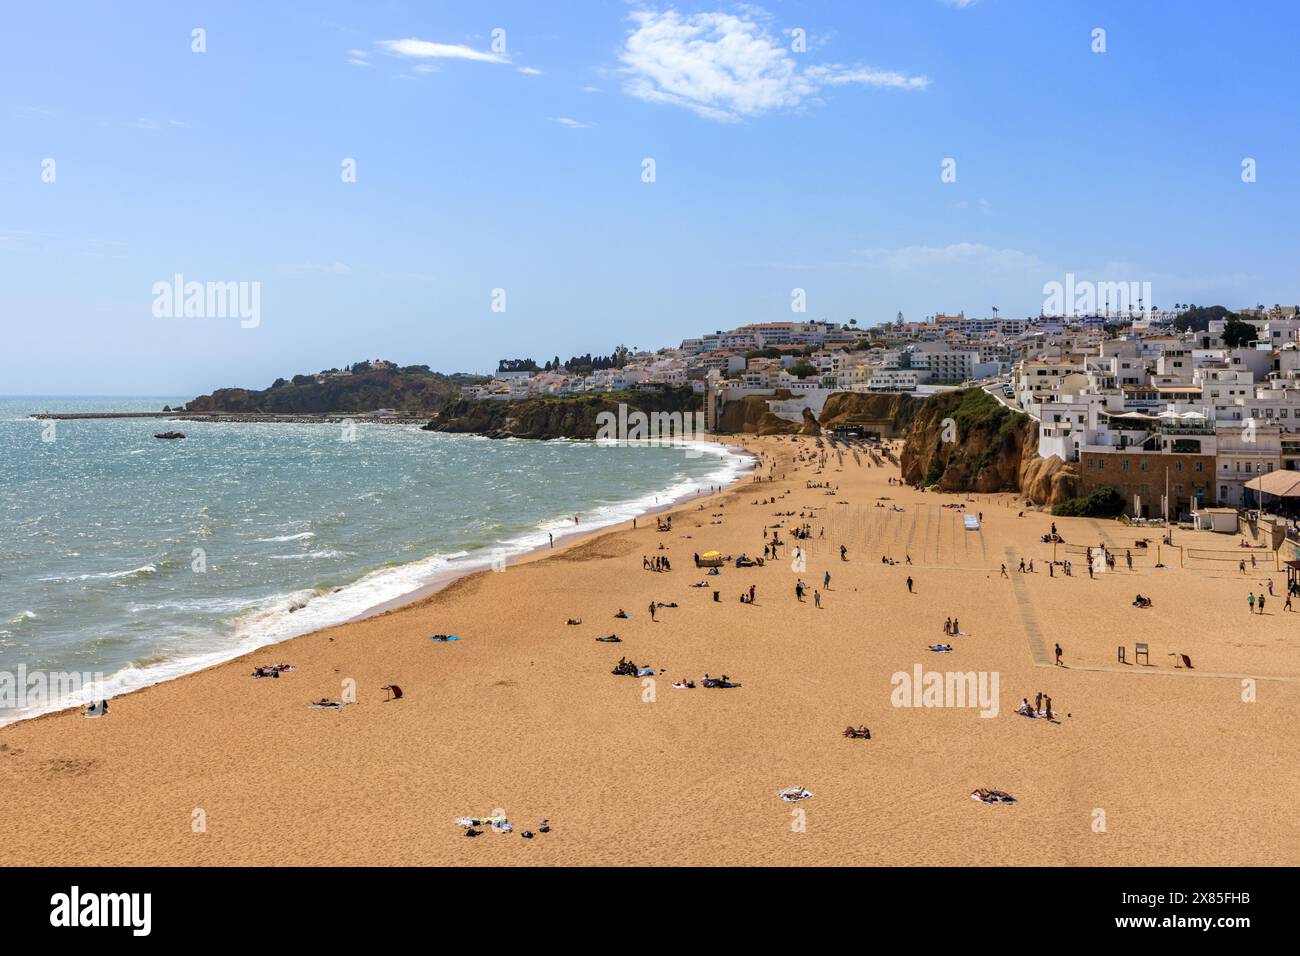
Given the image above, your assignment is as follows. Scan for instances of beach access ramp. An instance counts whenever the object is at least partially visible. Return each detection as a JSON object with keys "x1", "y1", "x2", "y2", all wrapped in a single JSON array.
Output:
[{"x1": 963, "y1": 514, "x2": 980, "y2": 531}]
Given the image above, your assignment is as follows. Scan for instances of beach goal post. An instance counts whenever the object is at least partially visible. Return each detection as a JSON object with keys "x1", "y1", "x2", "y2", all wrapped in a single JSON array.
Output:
[
  {"x1": 1117, "y1": 645, "x2": 1127, "y2": 663},
  {"x1": 1135, "y1": 642, "x2": 1149, "y2": 665}
]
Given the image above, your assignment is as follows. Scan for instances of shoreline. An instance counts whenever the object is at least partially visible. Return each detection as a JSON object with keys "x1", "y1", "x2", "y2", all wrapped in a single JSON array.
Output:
[
  {"x1": 0, "y1": 436, "x2": 760, "y2": 729},
  {"x1": 352, "y1": 437, "x2": 759, "y2": 620}
]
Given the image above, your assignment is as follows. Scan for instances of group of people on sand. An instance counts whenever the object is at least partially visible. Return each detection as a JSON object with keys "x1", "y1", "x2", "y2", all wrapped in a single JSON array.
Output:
[
  {"x1": 943, "y1": 617, "x2": 962, "y2": 636},
  {"x1": 669, "y1": 673, "x2": 739, "y2": 689},
  {"x1": 643, "y1": 554, "x2": 672, "y2": 572},
  {"x1": 1017, "y1": 691, "x2": 1056, "y2": 720}
]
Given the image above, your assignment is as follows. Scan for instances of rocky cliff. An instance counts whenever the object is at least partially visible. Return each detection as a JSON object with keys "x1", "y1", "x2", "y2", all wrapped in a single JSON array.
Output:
[
  {"x1": 715, "y1": 393, "x2": 816, "y2": 435},
  {"x1": 817, "y1": 391, "x2": 923, "y2": 436},
  {"x1": 186, "y1": 366, "x2": 475, "y2": 414},
  {"x1": 423, "y1": 388, "x2": 701, "y2": 440},
  {"x1": 897, "y1": 388, "x2": 1077, "y2": 506}
]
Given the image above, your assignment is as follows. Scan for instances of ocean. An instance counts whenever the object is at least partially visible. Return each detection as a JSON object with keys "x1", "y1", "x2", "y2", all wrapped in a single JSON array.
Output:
[{"x1": 0, "y1": 397, "x2": 747, "y2": 724}]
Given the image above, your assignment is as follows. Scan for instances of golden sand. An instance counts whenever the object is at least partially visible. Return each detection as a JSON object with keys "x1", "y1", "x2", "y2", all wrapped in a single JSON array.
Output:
[{"x1": 1, "y1": 436, "x2": 1296, "y2": 866}]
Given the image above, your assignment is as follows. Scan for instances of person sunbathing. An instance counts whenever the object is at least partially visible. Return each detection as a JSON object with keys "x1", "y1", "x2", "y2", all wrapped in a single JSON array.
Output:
[
  {"x1": 566, "y1": 618, "x2": 582, "y2": 625},
  {"x1": 928, "y1": 643, "x2": 953, "y2": 652},
  {"x1": 614, "y1": 609, "x2": 630, "y2": 618},
  {"x1": 595, "y1": 634, "x2": 621, "y2": 642},
  {"x1": 702, "y1": 674, "x2": 739, "y2": 688},
  {"x1": 842, "y1": 725, "x2": 871, "y2": 739}
]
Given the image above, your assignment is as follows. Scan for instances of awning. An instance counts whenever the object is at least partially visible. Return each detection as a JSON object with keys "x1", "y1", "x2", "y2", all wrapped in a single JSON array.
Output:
[{"x1": 1244, "y1": 471, "x2": 1300, "y2": 498}]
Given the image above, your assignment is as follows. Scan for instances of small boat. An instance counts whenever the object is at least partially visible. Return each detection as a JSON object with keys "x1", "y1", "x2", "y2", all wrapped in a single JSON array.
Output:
[{"x1": 153, "y1": 431, "x2": 186, "y2": 440}]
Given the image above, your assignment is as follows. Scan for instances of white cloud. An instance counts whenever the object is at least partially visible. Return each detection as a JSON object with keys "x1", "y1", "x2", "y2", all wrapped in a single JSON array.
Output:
[
  {"x1": 277, "y1": 262, "x2": 353, "y2": 276},
  {"x1": 618, "y1": 8, "x2": 928, "y2": 122},
  {"x1": 859, "y1": 242, "x2": 1049, "y2": 277},
  {"x1": 550, "y1": 117, "x2": 595, "y2": 129},
  {"x1": 378, "y1": 38, "x2": 509, "y2": 65},
  {"x1": 516, "y1": 66, "x2": 543, "y2": 76},
  {"x1": 942, "y1": 0, "x2": 979, "y2": 8},
  {"x1": 347, "y1": 49, "x2": 371, "y2": 68}
]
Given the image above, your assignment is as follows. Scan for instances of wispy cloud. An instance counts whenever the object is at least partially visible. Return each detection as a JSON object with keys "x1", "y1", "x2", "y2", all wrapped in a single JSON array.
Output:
[
  {"x1": 276, "y1": 261, "x2": 352, "y2": 276},
  {"x1": 516, "y1": 66, "x2": 543, "y2": 76},
  {"x1": 618, "y1": 7, "x2": 929, "y2": 122},
  {"x1": 378, "y1": 38, "x2": 509, "y2": 65},
  {"x1": 942, "y1": 0, "x2": 979, "y2": 8},
  {"x1": 0, "y1": 229, "x2": 127, "y2": 259},
  {"x1": 549, "y1": 117, "x2": 595, "y2": 129},
  {"x1": 347, "y1": 48, "x2": 371, "y2": 67}
]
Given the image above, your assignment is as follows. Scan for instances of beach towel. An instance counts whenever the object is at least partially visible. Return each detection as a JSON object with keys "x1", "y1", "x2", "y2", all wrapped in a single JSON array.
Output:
[
  {"x1": 963, "y1": 515, "x2": 980, "y2": 531},
  {"x1": 309, "y1": 701, "x2": 349, "y2": 710},
  {"x1": 928, "y1": 645, "x2": 953, "y2": 653},
  {"x1": 777, "y1": 787, "x2": 813, "y2": 803},
  {"x1": 636, "y1": 667, "x2": 656, "y2": 676},
  {"x1": 430, "y1": 634, "x2": 461, "y2": 642}
]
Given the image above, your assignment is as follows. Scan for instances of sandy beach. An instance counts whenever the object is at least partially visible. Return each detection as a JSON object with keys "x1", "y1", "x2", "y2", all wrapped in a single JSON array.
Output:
[{"x1": 2, "y1": 434, "x2": 1296, "y2": 867}]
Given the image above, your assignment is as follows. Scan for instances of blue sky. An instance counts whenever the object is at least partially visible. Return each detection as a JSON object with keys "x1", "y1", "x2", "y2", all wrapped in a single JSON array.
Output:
[{"x1": 3, "y1": 0, "x2": 1298, "y2": 396}]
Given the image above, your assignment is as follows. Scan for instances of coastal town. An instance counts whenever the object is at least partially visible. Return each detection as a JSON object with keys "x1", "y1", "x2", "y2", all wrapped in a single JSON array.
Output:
[{"x1": 453, "y1": 304, "x2": 1300, "y2": 521}]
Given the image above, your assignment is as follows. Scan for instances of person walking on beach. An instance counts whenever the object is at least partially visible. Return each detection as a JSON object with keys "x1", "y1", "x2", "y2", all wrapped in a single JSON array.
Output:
[
  {"x1": 549, "y1": 532, "x2": 554, "y2": 548},
  {"x1": 649, "y1": 602, "x2": 656, "y2": 622},
  {"x1": 814, "y1": 590, "x2": 822, "y2": 609},
  {"x1": 1126, "y1": 550, "x2": 1132, "y2": 571},
  {"x1": 1000, "y1": 564, "x2": 1008, "y2": 578},
  {"x1": 906, "y1": 576, "x2": 913, "y2": 594},
  {"x1": 1258, "y1": 594, "x2": 1266, "y2": 615},
  {"x1": 1035, "y1": 691, "x2": 1042, "y2": 714},
  {"x1": 748, "y1": 584, "x2": 756, "y2": 604},
  {"x1": 840, "y1": 544, "x2": 848, "y2": 561},
  {"x1": 1286, "y1": 590, "x2": 1293, "y2": 612},
  {"x1": 824, "y1": 570, "x2": 831, "y2": 590},
  {"x1": 795, "y1": 580, "x2": 805, "y2": 602},
  {"x1": 1054, "y1": 642, "x2": 1063, "y2": 666},
  {"x1": 1248, "y1": 592, "x2": 1255, "y2": 614}
]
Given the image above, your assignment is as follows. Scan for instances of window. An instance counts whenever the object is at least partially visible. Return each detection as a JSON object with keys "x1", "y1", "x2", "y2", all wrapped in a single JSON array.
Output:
[{"x1": 1195, "y1": 462, "x2": 1203, "y2": 472}]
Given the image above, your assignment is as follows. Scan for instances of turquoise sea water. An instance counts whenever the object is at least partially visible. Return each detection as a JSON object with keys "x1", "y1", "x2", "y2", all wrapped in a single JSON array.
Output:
[{"x1": 0, "y1": 397, "x2": 746, "y2": 724}]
